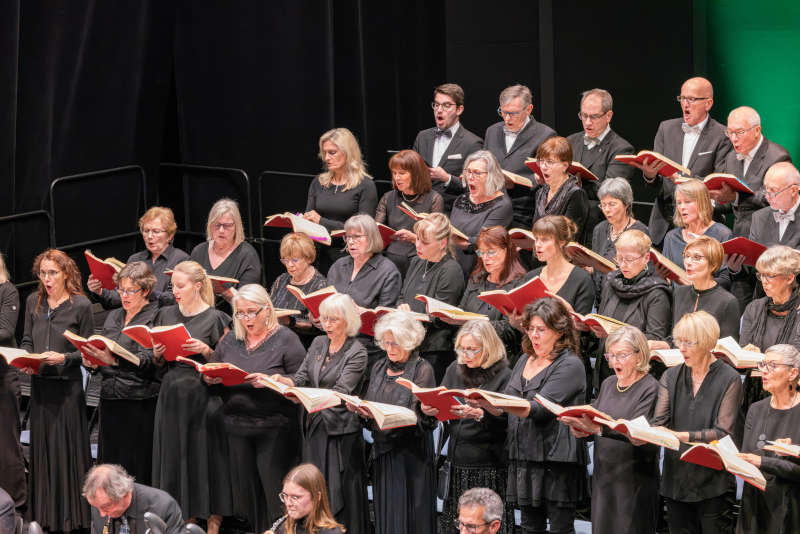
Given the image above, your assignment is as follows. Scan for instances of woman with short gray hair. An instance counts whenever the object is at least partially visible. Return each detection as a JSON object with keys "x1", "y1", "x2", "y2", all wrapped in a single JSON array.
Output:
[
  {"x1": 349, "y1": 311, "x2": 437, "y2": 534},
  {"x1": 737, "y1": 344, "x2": 800, "y2": 533},
  {"x1": 590, "y1": 177, "x2": 649, "y2": 267}
]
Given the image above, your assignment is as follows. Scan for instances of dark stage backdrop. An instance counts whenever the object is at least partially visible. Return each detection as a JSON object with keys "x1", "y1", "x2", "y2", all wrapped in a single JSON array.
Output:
[{"x1": 1, "y1": 0, "x2": 700, "y2": 314}]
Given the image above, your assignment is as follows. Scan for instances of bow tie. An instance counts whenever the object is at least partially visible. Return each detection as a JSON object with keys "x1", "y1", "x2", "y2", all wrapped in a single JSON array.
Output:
[
  {"x1": 773, "y1": 210, "x2": 795, "y2": 224},
  {"x1": 681, "y1": 123, "x2": 701, "y2": 135},
  {"x1": 736, "y1": 153, "x2": 753, "y2": 162},
  {"x1": 434, "y1": 128, "x2": 452, "y2": 138},
  {"x1": 503, "y1": 126, "x2": 520, "y2": 136},
  {"x1": 584, "y1": 136, "x2": 601, "y2": 147}
]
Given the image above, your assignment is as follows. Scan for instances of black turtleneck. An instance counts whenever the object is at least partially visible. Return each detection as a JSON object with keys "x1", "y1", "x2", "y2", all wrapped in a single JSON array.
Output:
[{"x1": 672, "y1": 283, "x2": 740, "y2": 341}]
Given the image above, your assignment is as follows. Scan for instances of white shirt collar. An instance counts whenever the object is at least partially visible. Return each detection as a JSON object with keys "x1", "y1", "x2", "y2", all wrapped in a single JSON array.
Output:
[
  {"x1": 747, "y1": 135, "x2": 764, "y2": 159},
  {"x1": 781, "y1": 195, "x2": 800, "y2": 215},
  {"x1": 596, "y1": 125, "x2": 611, "y2": 142},
  {"x1": 688, "y1": 114, "x2": 710, "y2": 132}
]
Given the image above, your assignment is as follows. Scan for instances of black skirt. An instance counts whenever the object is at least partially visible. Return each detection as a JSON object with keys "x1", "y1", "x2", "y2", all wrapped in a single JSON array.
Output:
[
  {"x1": 440, "y1": 463, "x2": 516, "y2": 534},
  {"x1": 28, "y1": 376, "x2": 92, "y2": 531},
  {"x1": 507, "y1": 459, "x2": 589, "y2": 508},
  {"x1": 152, "y1": 365, "x2": 232, "y2": 519},
  {"x1": 373, "y1": 443, "x2": 436, "y2": 534},
  {"x1": 97, "y1": 397, "x2": 158, "y2": 486},
  {"x1": 0, "y1": 370, "x2": 26, "y2": 512}
]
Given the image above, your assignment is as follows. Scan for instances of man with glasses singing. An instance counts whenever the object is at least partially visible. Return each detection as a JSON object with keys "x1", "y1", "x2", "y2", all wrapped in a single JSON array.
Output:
[
  {"x1": 455, "y1": 487, "x2": 503, "y2": 534},
  {"x1": 637, "y1": 77, "x2": 731, "y2": 248},
  {"x1": 484, "y1": 84, "x2": 557, "y2": 228},
  {"x1": 566, "y1": 88, "x2": 635, "y2": 245},
  {"x1": 750, "y1": 162, "x2": 800, "y2": 248},
  {"x1": 413, "y1": 83, "x2": 484, "y2": 211},
  {"x1": 710, "y1": 106, "x2": 791, "y2": 238}
]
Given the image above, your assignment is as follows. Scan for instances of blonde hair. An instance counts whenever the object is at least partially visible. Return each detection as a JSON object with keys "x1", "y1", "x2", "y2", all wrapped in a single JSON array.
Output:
[
  {"x1": 172, "y1": 260, "x2": 215, "y2": 306},
  {"x1": 282, "y1": 464, "x2": 345, "y2": 534},
  {"x1": 374, "y1": 311, "x2": 426, "y2": 352},
  {"x1": 684, "y1": 235, "x2": 724, "y2": 274},
  {"x1": 0, "y1": 253, "x2": 10, "y2": 284},
  {"x1": 615, "y1": 229, "x2": 651, "y2": 256},
  {"x1": 413, "y1": 213, "x2": 453, "y2": 258},
  {"x1": 280, "y1": 232, "x2": 317, "y2": 263},
  {"x1": 139, "y1": 206, "x2": 178, "y2": 240},
  {"x1": 672, "y1": 310, "x2": 719, "y2": 353},
  {"x1": 755, "y1": 245, "x2": 800, "y2": 276},
  {"x1": 344, "y1": 214, "x2": 384, "y2": 255},
  {"x1": 673, "y1": 179, "x2": 713, "y2": 228},
  {"x1": 318, "y1": 293, "x2": 361, "y2": 337},
  {"x1": 317, "y1": 128, "x2": 372, "y2": 191},
  {"x1": 232, "y1": 284, "x2": 278, "y2": 341},
  {"x1": 605, "y1": 325, "x2": 651, "y2": 373},
  {"x1": 455, "y1": 320, "x2": 506, "y2": 369},
  {"x1": 205, "y1": 198, "x2": 245, "y2": 246}
]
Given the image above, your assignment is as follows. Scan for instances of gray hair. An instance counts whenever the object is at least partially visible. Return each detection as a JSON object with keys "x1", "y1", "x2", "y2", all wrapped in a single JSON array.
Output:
[
  {"x1": 232, "y1": 284, "x2": 278, "y2": 341},
  {"x1": 205, "y1": 197, "x2": 245, "y2": 246},
  {"x1": 318, "y1": 293, "x2": 361, "y2": 337},
  {"x1": 597, "y1": 177, "x2": 634, "y2": 213},
  {"x1": 605, "y1": 325, "x2": 651, "y2": 374},
  {"x1": 463, "y1": 150, "x2": 506, "y2": 196},
  {"x1": 581, "y1": 88, "x2": 613, "y2": 113},
  {"x1": 458, "y1": 487, "x2": 504, "y2": 523},
  {"x1": 344, "y1": 214, "x2": 384, "y2": 255},
  {"x1": 728, "y1": 106, "x2": 761, "y2": 127},
  {"x1": 374, "y1": 311, "x2": 425, "y2": 352},
  {"x1": 82, "y1": 464, "x2": 135, "y2": 502},
  {"x1": 765, "y1": 344, "x2": 800, "y2": 369},
  {"x1": 499, "y1": 84, "x2": 532, "y2": 108},
  {"x1": 455, "y1": 319, "x2": 506, "y2": 369}
]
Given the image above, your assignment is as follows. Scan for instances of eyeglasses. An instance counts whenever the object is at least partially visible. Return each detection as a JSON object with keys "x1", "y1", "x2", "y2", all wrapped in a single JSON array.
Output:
[
  {"x1": 464, "y1": 169, "x2": 488, "y2": 178},
  {"x1": 280, "y1": 257, "x2": 304, "y2": 266},
  {"x1": 234, "y1": 308, "x2": 266, "y2": 320},
  {"x1": 682, "y1": 253, "x2": 707, "y2": 264},
  {"x1": 604, "y1": 350, "x2": 637, "y2": 362},
  {"x1": 674, "y1": 339, "x2": 699, "y2": 348},
  {"x1": 116, "y1": 287, "x2": 143, "y2": 296},
  {"x1": 141, "y1": 228, "x2": 167, "y2": 236},
  {"x1": 212, "y1": 222, "x2": 235, "y2": 231},
  {"x1": 454, "y1": 519, "x2": 489, "y2": 533},
  {"x1": 614, "y1": 254, "x2": 644, "y2": 265},
  {"x1": 526, "y1": 325, "x2": 549, "y2": 336},
  {"x1": 38, "y1": 270, "x2": 61, "y2": 279},
  {"x1": 278, "y1": 492, "x2": 305, "y2": 504},
  {"x1": 756, "y1": 272, "x2": 785, "y2": 283},
  {"x1": 538, "y1": 159, "x2": 563, "y2": 169},
  {"x1": 764, "y1": 184, "x2": 797, "y2": 198},
  {"x1": 476, "y1": 249, "x2": 502, "y2": 258},
  {"x1": 320, "y1": 316, "x2": 342, "y2": 324},
  {"x1": 724, "y1": 125, "x2": 758, "y2": 139},
  {"x1": 676, "y1": 95, "x2": 710, "y2": 104},
  {"x1": 344, "y1": 234, "x2": 366, "y2": 242},
  {"x1": 599, "y1": 201, "x2": 622, "y2": 210},
  {"x1": 757, "y1": 361, "x2": 792, "y2": 373},
  {"x1": 578, "y1": 111, "x2": 608, "y2": 121},
  {"x1": 380, "y1": 339, "x2": 402, "y2": 350},
  {"x1": 497, "y1": 107, "x2": 525, "y2": 118},
  {"x1": 455, "y1": 347, "x2": 482, "y2": 358},
  {"x1": 432, "y1": 101, "x2": 456, "y2": 111}
]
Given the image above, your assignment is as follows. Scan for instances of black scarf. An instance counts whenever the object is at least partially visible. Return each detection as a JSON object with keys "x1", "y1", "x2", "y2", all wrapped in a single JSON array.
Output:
[
  {"x1": 750, "y1": 286, "x2": 800, "y2": 346},
  {"x1": 608, "y1": 265, "x2": 671, "y2": 300},
  {"x1": 534, "y1": 175, "x2": 582, "y2": 220},
  {"x1": 456, "y1": 359, "x2": 508, "y2": 389}
]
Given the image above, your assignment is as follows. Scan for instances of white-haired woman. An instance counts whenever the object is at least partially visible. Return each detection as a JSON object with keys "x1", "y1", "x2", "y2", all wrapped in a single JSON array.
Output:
[
  {"x1": 560, "y1": 325, "x2": 660, "y2": 533},
  {"x1": 190, "y1": 198, "x2": 262, "y2": 308},
  {"x1": 422, "y1": 320, "x2": 515, "y2": 534},
  {"x1": 208, "y1": 284, "x2": 305, "y2": 533},
  {"x1": 304, "y1": 128, "x2": 378, "y2": 272},
  {"x1": 151, "y1": 260, "x2": 232, "y2": 534},
  {"x1": 450, "y1": 149, "x2": 513, "y2": 276},
  {"x1": 349, "y1": 311, "x2": 437, "y2": 534},
  {"x1": 271, "y1": 293, "x2": 369, "y2": 534},
  {"x1": 737, "y1": 344, "x2": 800, "y2": 534}
]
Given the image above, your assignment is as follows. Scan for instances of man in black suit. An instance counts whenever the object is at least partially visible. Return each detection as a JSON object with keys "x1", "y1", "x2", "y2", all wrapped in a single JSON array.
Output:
[
  {"x1": 484, "y1": 84, "x2": 556, "y2": 228},
  {"x1": 566, "y1": 88, "x2": 635, "y2": 244},
  {"x1": 750, "y1": 162, "x2": 800, "y2": 248},
  {"x1": 412, "y1": 83, "x2": 483, "y2": 212},
  {"x1": 84, "y1": 464, "x2": 183, "y2": 534},
  {"x1": 709, "y1": 106, "x2": 792, "y2": 238},
  {"x1": 635, "y1": 77, "x2": 732, "y2": 247}
]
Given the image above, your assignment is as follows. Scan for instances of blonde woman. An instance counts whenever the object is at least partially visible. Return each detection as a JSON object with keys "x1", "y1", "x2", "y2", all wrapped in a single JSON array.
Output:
[
  {"x1": 151, "y1": 260, "x2": 231, "y2": 534},
  {"x1": 269, "y1": 463, "x2": 345, "y2": 534}
]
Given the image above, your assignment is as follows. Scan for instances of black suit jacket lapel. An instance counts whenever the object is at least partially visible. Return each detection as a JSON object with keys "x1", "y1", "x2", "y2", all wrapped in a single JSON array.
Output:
[
  {"x1": 507, "y1": 121, "x2": 535, "y2": 156},
  {"x1": 781, "y1": 219, "x2": 800, "y2": 245},
  {"x1": 687, "y1": 124, "x2": 712, "y2": 170},
  {"x1": 664, "y1": 122, "x2": 685, "y2": 163},
  {"x1": 419, "y1": 129, "x2": 435, "y2": 165},
  {"x1": 440, "y1": 127, "x2": 465, "y2": 162},
  {"x1": 745, "y1": 139, "x2": 770, "y2": 182},
  {"x1": 580, "y1": 132, "x2": 612, "y2": 170}
]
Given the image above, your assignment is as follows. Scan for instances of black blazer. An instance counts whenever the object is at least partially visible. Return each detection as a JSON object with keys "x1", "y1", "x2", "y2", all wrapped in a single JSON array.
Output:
[
  {"x1": 90, "y1": 483, "x2": 184, "y2": 534},
  {"x1": 484, "y1": 118, "x2": 557, "y2": 179},
  {"x1": 646, "y1": 117, "x2": 732, "y2": 245},
  {"x1": 720, "y1": 136, "x2": 792, "y2": 237},
  {"x1": 749, "y1": 204, "x2": 800, "y2": 248},
  {"x1": 566, "y1": 128, "x2": 636, "y2": 199},
  {"x1": 412, "y1": 123, "x2": 483, "y2": 211}
]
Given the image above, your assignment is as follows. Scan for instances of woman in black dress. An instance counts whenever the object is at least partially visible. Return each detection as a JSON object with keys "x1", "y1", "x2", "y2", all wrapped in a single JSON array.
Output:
[
  {"x1": 150, "y1": 260, "x2": 231, "y2": 534},
  {"x1": 349, "y1": 311, "x2": 437, "y2": 534},
  {"x1": 475, "y1": 297, "x2": 588, "y2": 534},
  {"x1": 375, "y1": 149, "x2": 444, "y2": 276},
  {"x1": 190, "y1": 198, "x2": 262, "y2": 311},
  {"x1": 737, "y1": 344, "x2": 800, "y2": 534},
  {"x1": 458, "y1": 226, "x2": 528, "y2": 365},
  {"x1": 82, "y1": 261, "x2": 160, "y2": 485},
  {"x1": 269, "y1": 232, "x2": 328, "y2": 347},
  {"x1": 531, "y1": 136, "x2": 589, "y2": 243},
  {"x1": 396, "y1": 213, "x2": 465, "y2": 382},
  {"x1": 422, "y1": 319, "x2": 514, "y2": 534},
  {"x1": 559, "y1": 325, "x2": 660, "y2": 533},
  {"x1": 0, "y1": 253, "x2": 24, "y2": 519},
  {"x1": 269, "y1": 463, "x2": 345, "y2": 534},
  {"x1": 20, "y1": 249, "x2": 94, "y2": 532},
  {"x1": 271, "y1": 293, "x2": 369, "y2": 534},
  {"x1": 209, "y1": 284, "x2": 305, "y2": 533},
  {"x1": 449, "y1": 150, "x2": 513, "y2": 276},
  {"x1": 88, "y1": 206, "x2": 189, "y2": 308},
  {"x1": 651, "y1": 310, "x2": 744, "y2": 534},
  {"x1": 304, "y1": 127, "x2": 378, "y2": 273}
]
